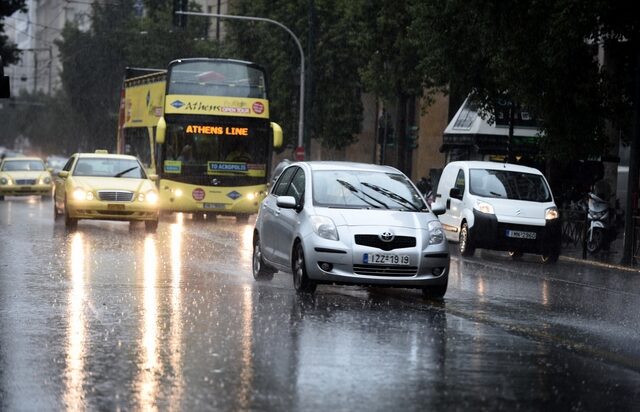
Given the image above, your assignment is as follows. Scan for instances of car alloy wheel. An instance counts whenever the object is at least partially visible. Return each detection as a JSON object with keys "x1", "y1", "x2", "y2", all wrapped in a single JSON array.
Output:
[
  {"x1": 459, "y1": 222, "x2": 475, "y2": 256},
  {"x1": 64, "y1": 197, "x2": 77, "y2": 230},
  {"x1": 292, "y1": 242, "x2": 316, "y2": 294},
  {"x1": 252, "y1": 236, "x2": 274, "y2": 281}
]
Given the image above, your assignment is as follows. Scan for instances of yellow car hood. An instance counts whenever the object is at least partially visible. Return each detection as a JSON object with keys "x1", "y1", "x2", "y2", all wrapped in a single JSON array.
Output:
[{"x1": 72, "y1": 177, "x2": 154, "y2": 193}]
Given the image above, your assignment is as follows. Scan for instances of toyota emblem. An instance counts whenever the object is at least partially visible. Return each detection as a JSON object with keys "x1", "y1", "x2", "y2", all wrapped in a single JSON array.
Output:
[{"x1": 379, "y1": 231, "x2": 395, "y2": 242}]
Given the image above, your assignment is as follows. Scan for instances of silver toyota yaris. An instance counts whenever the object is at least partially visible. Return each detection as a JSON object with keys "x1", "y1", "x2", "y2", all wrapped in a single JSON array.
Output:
[{"x1": 252, "y1": 161, "x2": 450, "y2": 297}]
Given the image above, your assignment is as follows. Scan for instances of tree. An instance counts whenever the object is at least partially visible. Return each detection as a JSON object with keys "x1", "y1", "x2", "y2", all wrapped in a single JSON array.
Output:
[
  {"x1": 226, "y1": 0, "x2": 365, "y2": 152},
  {"x1": 0, "y1": 0, "x2": 27, "y2": 66},
  {"x1": 55, "y1": 0, "x2": 218, "y2": 152}
]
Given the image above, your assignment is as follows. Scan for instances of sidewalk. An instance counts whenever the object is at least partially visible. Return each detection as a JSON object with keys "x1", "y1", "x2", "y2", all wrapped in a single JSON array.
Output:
[{"x1": 559, "y1": 235, "x2": 640, "y2": 272}]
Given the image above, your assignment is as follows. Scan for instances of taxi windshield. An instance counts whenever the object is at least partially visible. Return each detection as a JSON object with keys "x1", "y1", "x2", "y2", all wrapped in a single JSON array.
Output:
[
  {"x1": 73, "y1": 157, "x2": 146, "y2": 178},
  {"x1": 1, "y1": 160, "x2": 45, "y2": 171}
]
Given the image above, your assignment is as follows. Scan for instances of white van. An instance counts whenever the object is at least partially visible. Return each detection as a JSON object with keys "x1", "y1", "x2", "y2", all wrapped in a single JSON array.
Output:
[{"x1": 435, "y1": 161, "x2": 561, "y2": 263}]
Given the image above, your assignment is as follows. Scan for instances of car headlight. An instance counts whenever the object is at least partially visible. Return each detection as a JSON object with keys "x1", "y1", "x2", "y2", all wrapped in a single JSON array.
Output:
[
  {"x1": 310, "y1": 215, "x2": 339, "y2": 241},
  {"x1": 427, "y1": 220, "x2": 444, "y2": 245},
  {"x1": 146, "y1": 191, "x2": 159, "y2": 204},
  {"x1": 73, "y1": 188, "x2": 93, "y2": 201},
  {"x1": 545, "y1": 207, "x2": 559, "y2": 220},
  {"x1": 41, "y1": 176, "x2": 51, "y2": 184},
  {"x1": 475, "y1": 200, "x2": 494, "y2": 214},
  {"x1": 0, "y1": 177, "x2": 8, "y2": 185}
]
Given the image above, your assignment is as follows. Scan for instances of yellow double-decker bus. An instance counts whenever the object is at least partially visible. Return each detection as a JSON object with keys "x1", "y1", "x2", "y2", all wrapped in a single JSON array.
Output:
[{"x1": 118, "y1": 58, "x2": 283, "y2": 221}]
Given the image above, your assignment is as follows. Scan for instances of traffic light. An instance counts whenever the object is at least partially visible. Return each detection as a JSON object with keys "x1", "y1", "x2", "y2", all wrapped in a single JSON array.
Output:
[{"x1": 407, "y1": 125, "x2": 419, "y2": 149}]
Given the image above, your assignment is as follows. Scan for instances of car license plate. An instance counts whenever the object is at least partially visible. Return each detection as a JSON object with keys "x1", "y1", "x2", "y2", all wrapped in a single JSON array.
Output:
[
  {"x1": 506, "y1": 230, "x2": 536, "y2": 240},
  {"x1": 203, "y1": 202, "x2": 226, "y2": 210},
  {"x1": 363, "y1": 253, "x2": 410, "y2": 265},
  {"x1": 108, "y1": 204, "x2": 125, "y2": 211}
]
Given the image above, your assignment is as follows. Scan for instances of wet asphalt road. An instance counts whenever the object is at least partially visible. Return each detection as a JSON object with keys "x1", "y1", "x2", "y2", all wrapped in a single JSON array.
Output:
[{"x1": 1, "y1": 196, "x2": 640, "y2": 411}]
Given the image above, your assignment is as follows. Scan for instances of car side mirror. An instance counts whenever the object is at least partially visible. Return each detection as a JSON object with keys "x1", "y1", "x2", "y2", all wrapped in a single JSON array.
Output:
[
  {"x1": 431, "y1": 203, "x2": 446, "y2": 216},
  {"x1": 449, "y1": 187, "x2": 462, "y2": 200},
  {"x1": 276, "y1": 195, "x2": 297, "y2": 209},
  {"x1": 58, "y1": 171, "x2": 69, "y2": 178}
]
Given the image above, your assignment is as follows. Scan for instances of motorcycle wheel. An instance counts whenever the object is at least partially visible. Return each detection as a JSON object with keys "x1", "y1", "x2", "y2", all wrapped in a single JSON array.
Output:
[{"x1": 586, "y1": 228, "x2": 604, "y2": 253}]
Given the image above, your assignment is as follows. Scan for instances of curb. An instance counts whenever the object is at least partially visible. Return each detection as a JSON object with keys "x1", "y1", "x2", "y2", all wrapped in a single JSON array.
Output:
[{"x1": 559, "y1": 254, "x2": 640, "y2": 273}]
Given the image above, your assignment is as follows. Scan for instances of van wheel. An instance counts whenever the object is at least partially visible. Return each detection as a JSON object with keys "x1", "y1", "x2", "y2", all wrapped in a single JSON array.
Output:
[
  {"x1": 509, "y1": 250, "x2": 523, "y2": 259},
  {"x1": 541, "y1": 252, "x2": 559, "y2": 264},
  {"x1": 459, "y1": 222, "x2": 475, "y2": 256}
]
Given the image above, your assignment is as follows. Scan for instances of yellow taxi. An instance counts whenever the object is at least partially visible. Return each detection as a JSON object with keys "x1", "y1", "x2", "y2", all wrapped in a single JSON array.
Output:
[
  {"x1": 53, "y1": 151, "x2": 159, "y2": 232},
  {"x1": 0, "y1": 156, "x2": 53, "y2": 200}
]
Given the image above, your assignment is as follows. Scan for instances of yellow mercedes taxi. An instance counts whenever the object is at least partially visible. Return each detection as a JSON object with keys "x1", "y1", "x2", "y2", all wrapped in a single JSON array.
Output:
[
  {"x1": 0, "y1": 156, "x2": 53, "y2": 200},
  {"x1": 53, "y1": 151, "x2": 160, "y2": 232}
]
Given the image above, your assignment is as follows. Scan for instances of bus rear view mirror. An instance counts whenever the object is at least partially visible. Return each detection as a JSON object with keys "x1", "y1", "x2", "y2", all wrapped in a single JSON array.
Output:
[
  {"x1": 156, "y1": 117, "x2": 166, "y2": 144},
  {"x1": 271, "y1": 122, "x2": 283, "y2": 148}
]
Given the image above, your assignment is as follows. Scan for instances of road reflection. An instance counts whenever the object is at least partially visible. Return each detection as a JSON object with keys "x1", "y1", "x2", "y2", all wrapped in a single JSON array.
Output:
[
  {"x1": 64, "y1": 232, "x2": 87, "y2": 410},
  {"x1": 168, "y1": 218, "x2": 184, "y2": 411},
  {"x1": 137, "y1": 235, "x2": 160, "y2": 411}
]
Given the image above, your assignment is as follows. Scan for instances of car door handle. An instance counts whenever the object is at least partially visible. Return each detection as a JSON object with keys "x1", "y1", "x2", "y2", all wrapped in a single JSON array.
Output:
[{"x1": 274, "y1": 209, "x2": 281, "y2": 216}]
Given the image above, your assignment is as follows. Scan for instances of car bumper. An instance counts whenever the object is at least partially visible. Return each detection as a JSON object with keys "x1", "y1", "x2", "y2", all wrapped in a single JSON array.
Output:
[
  {"x1": 67, "y1": 200, "x2": 159, "y2": 221},
  {"x1": 471, "y1": 210, "x2": 561, "y2": 254},
  {"x1": 0, "y1": 184, "x2": 52, "y2": 196},
  {"x1": 301, "y1": 236, "x2": 450, "y2": 288}
]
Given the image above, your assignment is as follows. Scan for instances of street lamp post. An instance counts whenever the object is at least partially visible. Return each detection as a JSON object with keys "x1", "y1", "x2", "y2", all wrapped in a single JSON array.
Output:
[{"x1": 176, "y1": 11, "x2": 306, "y2": 156}]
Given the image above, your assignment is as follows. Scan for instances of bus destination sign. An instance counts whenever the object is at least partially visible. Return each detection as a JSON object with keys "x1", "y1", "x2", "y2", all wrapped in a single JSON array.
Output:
[{"x1": 186, "y1": 125, "x2": 249, "y2": 136}]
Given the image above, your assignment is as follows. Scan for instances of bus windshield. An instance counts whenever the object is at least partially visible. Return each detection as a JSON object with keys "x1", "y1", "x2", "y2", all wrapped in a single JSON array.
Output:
[{"x1": 168, "y1": 61, "x2": 267, "y2": 99}]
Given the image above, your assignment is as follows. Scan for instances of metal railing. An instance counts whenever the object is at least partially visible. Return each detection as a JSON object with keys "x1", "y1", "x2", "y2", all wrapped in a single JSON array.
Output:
[{"x1": 560, "y1": 208, "x2": 588, "y2": 252}]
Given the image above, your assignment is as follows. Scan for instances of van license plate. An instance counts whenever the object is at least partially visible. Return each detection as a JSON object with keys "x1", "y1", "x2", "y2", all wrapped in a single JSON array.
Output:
[
  {"x1": 506, "y1": 230, "x2": 536, "y2": 240},
  {"x1": 363, "y1": 254, "x2": 410, "y2": 265}
]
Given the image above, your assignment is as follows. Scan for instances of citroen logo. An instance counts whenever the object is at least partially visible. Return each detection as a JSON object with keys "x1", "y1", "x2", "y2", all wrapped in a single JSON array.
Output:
[{"x1": 379, "y1": 231, "x2": 395, "y2": 242}]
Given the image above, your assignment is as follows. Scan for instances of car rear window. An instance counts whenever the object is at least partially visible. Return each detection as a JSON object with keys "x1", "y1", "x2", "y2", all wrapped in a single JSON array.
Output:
[{"x1": 469, "y1": 168, "x2": 552, "y2": 202}]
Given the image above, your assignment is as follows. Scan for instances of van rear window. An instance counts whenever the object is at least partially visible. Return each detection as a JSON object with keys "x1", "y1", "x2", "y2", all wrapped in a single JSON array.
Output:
[{"x1": 469, "y1": 169, "x2": 552, "y2": 202}]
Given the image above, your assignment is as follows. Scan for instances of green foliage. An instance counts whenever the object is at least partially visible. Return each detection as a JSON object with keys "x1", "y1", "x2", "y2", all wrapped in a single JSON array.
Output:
[
  {"x1": 408, "y1": 0, "x2": 637, "y2": 160},
  {"x1": 0, "y1": 0, "x2": 27, "y2": 65},
  {"x1": 226, "y1": 0, "x2": 365, "y2": 150},
  {"x1": 53, "y1": 0, "x2": 219, "y2": 153}
]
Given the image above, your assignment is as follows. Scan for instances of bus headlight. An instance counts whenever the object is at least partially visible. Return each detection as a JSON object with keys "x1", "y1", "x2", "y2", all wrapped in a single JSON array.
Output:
[
  {"x1": 246, "y1": 192, "x2": 259, "y2": 201},
  {"x1": 174, "y1": 189, "x2": 183, "y2": 197}
]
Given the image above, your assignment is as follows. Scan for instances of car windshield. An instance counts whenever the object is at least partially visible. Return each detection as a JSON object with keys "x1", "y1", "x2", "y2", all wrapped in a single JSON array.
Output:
[
  {"x1": 73, "y1": 157, "x2": 146, "y2": 178},
  {"x1": 1, "y1": 160, "x2": 45, "y2": 171},
  {"x1": 312, "y1": 170, "x2": 426, "y2": 211},
  {"x1": 469, "y1": 168, "x2": 552, "y2": 202}
]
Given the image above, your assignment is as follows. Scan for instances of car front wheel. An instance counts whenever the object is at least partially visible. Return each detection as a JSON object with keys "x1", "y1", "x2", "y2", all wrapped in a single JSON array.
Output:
[
  {"x1": 64, "y1": 198, "x2": 77, "y2": 230},
  {"x1": 459, "y1": 222, "x2": 475, "y2": 257},
  {"x1": 252, "y1": 236, "x2": 274, "y2": 281},
  {"x1": 292, "y1": 242, "x2": 316, "y2": 294}
]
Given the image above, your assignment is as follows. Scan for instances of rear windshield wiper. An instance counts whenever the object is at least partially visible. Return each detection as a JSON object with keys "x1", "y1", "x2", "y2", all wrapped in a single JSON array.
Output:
[
  {"x1": 336, "y1": 179, "x2": 388, "y2": 209},
  {"x1": 113, "y1": 166, "x2": 139, "y2": 178},
  {"x1": 361, "y1": 182, "x2": 421, "y2": 212}
]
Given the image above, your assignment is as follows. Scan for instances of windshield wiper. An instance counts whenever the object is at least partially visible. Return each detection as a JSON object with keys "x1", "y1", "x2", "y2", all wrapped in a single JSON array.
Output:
[
  {"x1": 489, "y1": 191, "x2": 503, "y2": 197},
  {"x1": 113, "y1": 166, "x2": 139, "y2": 178},
  {"x1": 336, "y1": 179, "x2": 388, "y2": 209},
  {"x1": 361, "y1": 182, "x2": 421, "y2": 212}
]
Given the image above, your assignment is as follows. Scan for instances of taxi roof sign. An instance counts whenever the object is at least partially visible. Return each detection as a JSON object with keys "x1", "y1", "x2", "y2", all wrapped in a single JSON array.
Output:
[{"x1": 94, "y1": 149, "x2": 109, "y2": 154}]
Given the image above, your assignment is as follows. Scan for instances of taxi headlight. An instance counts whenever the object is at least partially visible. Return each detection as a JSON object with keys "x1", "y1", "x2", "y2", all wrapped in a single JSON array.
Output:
[
  {"x1": 0, "y1": 177, "x2": 7, "y2": 185},
  {"x1": 427, "y1": 220, "x2": 444, "y2": 244},
  {"x1": 545, "y1": 207, "x2": 559, "y2": 220},
  {"x1": 310, "y1": 215, "x2": 339, "y2": 241},
  {"x1": 41, "y1": 176, "x2": 51, "y2": 184},
  {"x1": 138, "y1": 193, "x2": 145, "y2": 202},
  {"x1": 73, "y1": 188, "x2": 86, "y2": 200},
  {"x1": 146, "y1": 191, "x2": 159, "y2": 204},
  {"x1": 475, "y1": 200, "x2": 495, "y2": 214}
]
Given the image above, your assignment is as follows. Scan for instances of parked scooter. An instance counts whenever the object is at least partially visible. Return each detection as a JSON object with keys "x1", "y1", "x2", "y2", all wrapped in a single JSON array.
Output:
[{"x1": 586, "y1": 191, "x2": 615, "y2": 253}]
